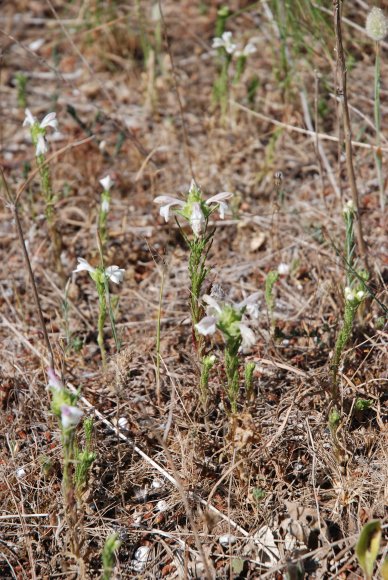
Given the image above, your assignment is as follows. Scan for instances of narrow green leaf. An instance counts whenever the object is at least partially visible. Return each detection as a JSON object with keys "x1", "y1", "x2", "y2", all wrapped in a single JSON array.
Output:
[{"x1": 355, "y1": 520, "x2": 381, "y2": 580}]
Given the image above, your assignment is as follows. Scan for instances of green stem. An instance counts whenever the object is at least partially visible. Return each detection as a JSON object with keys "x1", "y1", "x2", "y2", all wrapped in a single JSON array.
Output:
[
  {"x1": 331, "y1": 300, "x2": 358, "y2": 397},
  {"x1": 225, "y1": 339, "x2": 240, "y2": 413},
  {"x1": 97, "y1": 283, "x2": 107, "y2": 366}
]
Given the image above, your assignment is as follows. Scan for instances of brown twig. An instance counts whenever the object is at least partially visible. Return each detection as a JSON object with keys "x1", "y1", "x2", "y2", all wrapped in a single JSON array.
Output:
[
  {"x1": 0, "y1": 167, "x2": 54, "y2": 369},
  {"x1": 332, "y1": 0, "x2": 369, "y2": 273}
]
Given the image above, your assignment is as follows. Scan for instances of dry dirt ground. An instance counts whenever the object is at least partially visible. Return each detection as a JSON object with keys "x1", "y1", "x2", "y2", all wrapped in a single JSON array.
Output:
[{"x1": 0, "y1": 1, "x2": 387, "y2": 578}]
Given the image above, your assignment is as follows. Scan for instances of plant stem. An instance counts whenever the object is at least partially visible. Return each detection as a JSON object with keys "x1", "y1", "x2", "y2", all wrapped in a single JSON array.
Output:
[
  {"x1": 374, "y1": 41, "x2": 385, "y2": 211},
  {"x1": 332, "y1": 0, "x2": 369, "y2": 274},
  {"x1": 1, "y1": 167, "x2": 55, "y2": 369}
]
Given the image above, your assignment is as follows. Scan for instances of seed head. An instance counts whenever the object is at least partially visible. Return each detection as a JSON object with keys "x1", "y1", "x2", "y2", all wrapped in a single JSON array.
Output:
[{"x1": 366, "y1": 7, "x2": 388, "y2": 42}]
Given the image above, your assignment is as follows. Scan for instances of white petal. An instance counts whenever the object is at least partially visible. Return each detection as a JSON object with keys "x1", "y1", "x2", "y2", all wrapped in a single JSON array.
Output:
[
  {"x1": 40, "y1": 112, "x2": 58, "y2": 130},
  {"x1": 106, "y1": 265, "x2": 125, "y2": 284},
  {"x1": 47, "y1": 367, "x2": 63, "y2": 391},
  {"x1": 206, "y1": 191, "x2": 234, "y2": 204},
  {"x1": 206, "y1": 191, "x2": 234, "y2": 216},
  {"x1": 222, "y1": 31, "x2": 233, "y2": 42},
  {"x1": 35, "y1": 134, "x2": 48, "y2": 156},
  {"x1": 238, "y1": 292, "x2": 260, "y2": 318},
  {"x1": 195, "y1": 316, "x2": 217, "y2": 336},
  {"x1": 23, "y1": 108, "x2": 36, "y2": 127},
  {"x1": 212, "y1": 37, "x2": 225, "y2": 49},
  {"x1": 100, "y1": 175, "x2": 113, "y2": 191},
  {"x1": 203, "y1": 294, "x2": 223, "y2": 315},
  {"x1": 222, "y1": 32, "x2": 237, "y2": 54},
  {"x1": 239, "y1": 323, "x2": 256, "y2": 349},
  {"x1": 154, "y1": 195, "x2": 184, "y2": 222},
  {"x1": 243, "y1": 42, "x2": 256, "y2": 56},
  {"x1": 60, "y1": 405, "x2": 83, "y2": 429},
  {"x1": 73, "y1": 257, "x2": 96, "y2": 274},
  {"x1": 190, "y1": 202, "x2": 205, "y2": 237},
  {"x1": 218, "y1": 202, "x2": 228, "y2": 219}
]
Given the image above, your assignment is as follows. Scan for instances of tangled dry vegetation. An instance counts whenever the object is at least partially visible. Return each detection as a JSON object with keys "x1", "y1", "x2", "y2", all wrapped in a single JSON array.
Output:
[{"x1": 0, "y1": 0, "x2": 387, "y2": 578}]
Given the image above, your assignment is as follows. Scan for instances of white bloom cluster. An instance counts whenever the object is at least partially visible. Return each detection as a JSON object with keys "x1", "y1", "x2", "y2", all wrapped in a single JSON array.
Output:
[
  {"x1": 60, "y1": 404, "x2": 83, "y2": 429},
  {"x1": 212, "y1": 31, "x2": 256, "y2": 57},
  {"x1": 343, "y1": 199, "x2": 356, "y2": 216},
  {"x1": 74, "y1": 257, "x2": 125, "y2": 285},
  {"x1": 366, "y1": 7, "x2": 388, "y2": 42},
  {"x1": 100, "y1": 175, "x2": 113, "y2": 212},
  {"x1": 23, "y1": 108, "x2": 58, "y2": 156},
  {"x1": 154, "y1": 180, "x2": 233, "y2": 237},
  {"x1": 196, "y1": 292, "x2": 259, "y2": 349},
  {"x1": 344, "y1": 286, "x2": 365, "y2": 303}
]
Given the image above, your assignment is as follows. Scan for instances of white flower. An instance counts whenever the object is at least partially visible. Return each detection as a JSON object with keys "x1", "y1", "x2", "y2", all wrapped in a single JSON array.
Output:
[
  {"x1": 356, "y1": 290, "x2": 365, "y2": 301},
  {"x1": 366, "y1": 7, "x2": 388, "y2": 42},
  {"x1": 23, "y1": 109, "x2": 58, "y2": 131},
  {"x1": 238, "y1": 322, "x2": 256, "y2": 349},
  {"x1": 74, "y1": 258, "x2": 125, "y2": 284},
  {"x1": 237, "y1": 292, "x2": 260, "y2": 319},
  {"x1": 101, "y1": 198, "x2": 110, "y2": 213},
  {"x1": 196, "y1": 293, "x2": 257, "y2": 349},
  {"x1": 212, "y1": 31, "x2": 237, "y2": 55},
  {"x1": 236, "y1": 41, "x2": 257, "y2": 58},
  {"x1": 190, "y1": 202, "x2": 205, "y2": 237},
  {"x1": 344, "y1": 286, "x2": 355, "y2": 302},
  {"x1": 154, "y1": 185, "x2": 233, "y2": 234},
  {"x1": 23, "y1": 109, "x2": 58, "y2": 156},
  {"x1": 105, "y1": 265, "x2": 125, "y2": 284},
  {"x1": 154, "y1": 195, "x2": 185, "y2": 222},
  {"x1": 196, "y1": 315, "x2": 217, "y2": 336},
  {"x1": 60, "y1": 404, "x2": 83, "y2": 429},
  {"x1": 39, "y1": 112, "x2": 58, "y2": 131},
  {"x1": 278, "y1": 263, "x2": 290, "y2": 276},
  {"x1": 23, "y1": 108, "x2": 37, "y2": 127},
  {"x1": 100, "y1": 175, "x2": 114, "y2": 191},
  {"x1": 242, "y1": 41, "x2": 256, "y2": 56},
  {"x1": 203, "y1": 294, "x2": 223, "y2": 315},
  {"x1": 74, "y1": 257, "x2": 96, "y2": 275},
  {"x1": 205, "y1": 191, "x2": 233, "y2": 218},
  {"x1": 47, "y1": 367, "x2": 63, "y2": 392}
]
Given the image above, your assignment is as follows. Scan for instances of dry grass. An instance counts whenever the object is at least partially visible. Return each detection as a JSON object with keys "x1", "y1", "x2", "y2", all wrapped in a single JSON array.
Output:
[{"x1": 0, "y1": 0, "x2": 387, "y2": 578}]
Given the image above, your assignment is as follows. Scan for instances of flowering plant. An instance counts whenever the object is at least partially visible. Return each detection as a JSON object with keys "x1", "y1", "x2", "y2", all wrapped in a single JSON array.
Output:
[
  {"x1": 212, "y1": 31, "x2": 257, "y2": 115},
  {"x1": 196, "y1": 293, "x2": 258, "y2": 350},
  {"x1": 196, "y1": 291, "x2": 259, "y2": 412},
  {"x1": 155, "y1": 181, "x2": 234, "y2": 357},
  {"x1": 74, "y1": 257, "x2": 124, "y2": 364},
  {"x1": 23, "y1": 109, "x2": 62, "y2": 271},
  {"x1": 154, "y1": 180, "x2": 233, "y2": 237},
  {"x1": 23, "y1": 108, "x2": 58, "y2": 156}
]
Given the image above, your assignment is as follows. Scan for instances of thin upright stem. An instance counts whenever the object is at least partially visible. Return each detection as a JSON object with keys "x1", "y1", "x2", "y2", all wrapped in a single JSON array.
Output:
[
  {"x1": 374, "y1": 41, "x2": 385, "y2": 211},
  {"x1": 333, "y1": 0, "x2": 369, "y2": 273}
]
